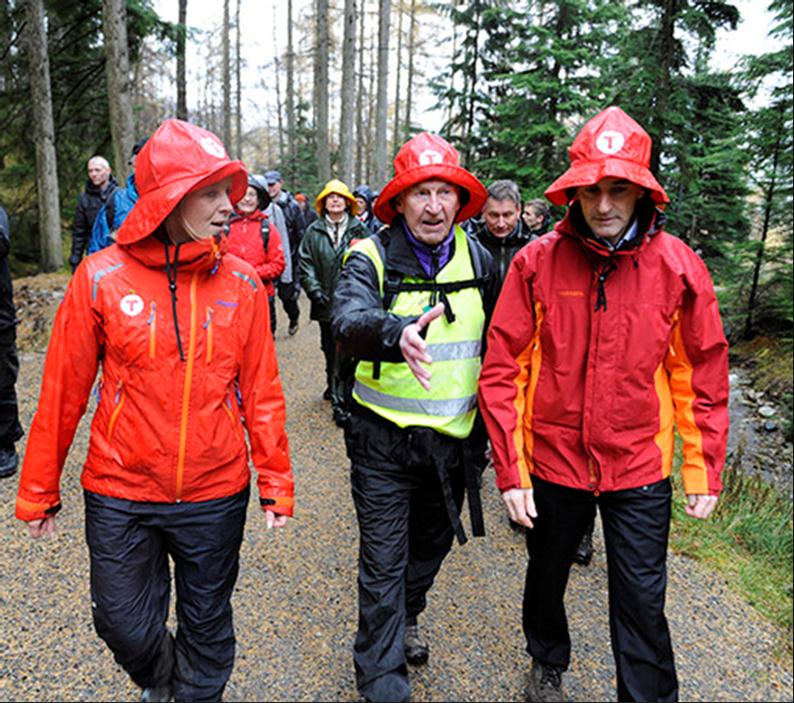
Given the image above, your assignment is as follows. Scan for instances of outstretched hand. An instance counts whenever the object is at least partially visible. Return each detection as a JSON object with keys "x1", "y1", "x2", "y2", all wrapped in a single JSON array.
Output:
[
  {"x1": 399, "y1": 303, "x2": 445, "y2": 391},
  {"x1": 28, "y1": 516, "x2": 57, "y2": 539}
]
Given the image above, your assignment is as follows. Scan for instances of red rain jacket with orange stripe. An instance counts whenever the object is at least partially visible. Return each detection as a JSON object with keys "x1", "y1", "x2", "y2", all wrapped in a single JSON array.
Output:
[
  {"x1": 479, "y1": 204, "x2": 729, "y2": 497},
  {"x1": 16, "y1": 233, "x2": 294, "y2": 522}
]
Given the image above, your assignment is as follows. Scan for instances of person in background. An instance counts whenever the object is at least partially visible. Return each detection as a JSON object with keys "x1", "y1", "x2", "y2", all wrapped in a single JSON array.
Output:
[
  {"x1": 294, "y1": 191, "x2": 318, "y2": 228},
  {"x1": 479, "y1": 107, "x2": 729, "y2": 702},
  {"x1": 0, "y1": 204, "x2": 23, "y2": 478},
  {"x1": 353, "y1": 184, "x2": 383, "y2": 235},
  {"x1": 521, "y1": 198, "x2": 552, "y2": 240},
  {"x1": 88, "y1": 138, "x2": 148, "y2": 254},
  {"x1": 472, "y1": 179, "x2": 531, "y2": 289},
  {"x1": 17, "y1": 119, "x2": 294, "y2": 703},
  {"x1": 69, "y1": 155, "x2": 117, "y2": 272},
  {"x1": 227, "y1": 175, "x2": 286, "y2": 335},
  {"x1": 298, "y1": 179, "x2": 367, "y2": 427},
  {"x1": 266, "y1": 170, "x2": 304, "y2": 335},
  {"x1": 332, "y1": 133, "x2": 496, "y2": 703}
]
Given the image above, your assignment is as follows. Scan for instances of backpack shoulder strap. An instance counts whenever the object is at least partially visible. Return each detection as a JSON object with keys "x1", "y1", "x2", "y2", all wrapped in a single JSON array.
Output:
[{"x1": 260, "y1": 214, "x2": 270, "y2": 254}]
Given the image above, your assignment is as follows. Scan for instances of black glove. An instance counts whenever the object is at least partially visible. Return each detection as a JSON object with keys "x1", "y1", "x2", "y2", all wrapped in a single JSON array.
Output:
[{"x1": 309, "y1": 289, "x2": 330, "y2": 306}]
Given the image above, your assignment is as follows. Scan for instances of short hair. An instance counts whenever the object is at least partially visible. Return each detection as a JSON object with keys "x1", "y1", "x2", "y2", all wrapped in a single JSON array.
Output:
[
  {"x1": 526, "y1": 198, "x2": 550, "y2": 218},
  {"x1": 486, "y1": 180, "x2": 521, "y2": 208},
  {"x1": 88, "y1": 155, "x2": 110, "y2": 169}
]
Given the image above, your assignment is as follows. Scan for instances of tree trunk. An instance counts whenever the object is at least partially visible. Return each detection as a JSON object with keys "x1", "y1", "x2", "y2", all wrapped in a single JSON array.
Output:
[
  {"x1": 286, "y1": 0, "x2": 296, "y2": 183},
  {"x1": 25, "y1": 0, "x2": 62, "y2": 271},
  {"x1": 315, "y1": 0, "x2": 330, "y2": 182},
  {"x1": 235, "y1": 0, "x2": 242, "y2": 158},
  {"x1": 404, "y1": 0, "x2": 416, "y2": 141},
  {"x1": 651, "y1": 0, "x2": 678, "y2": 176},
  {"x1": 392, "y1": 0, "x2": 403, "y2": 154},
  {"x1": 339, "y1": 0, "x2": 357, "y2": 185},
  {"x1": 176, "y1": 0, "x2": 188, "y2": 120},
  {"x1": 102, "y1": 0, "x2": 135, "y2": 182},
  {"x1": 274, "y1": 54, "x2": 285, "y2": 165},
  {"x1": 222, "y1": 0, "x2": 231, "y2": 147},
  {"x1": 355, "y1": 0, "x2": 366, "y2": 184},
  {"x1": 366, "y1": 18, "x2": 376, "y2": 183},
  {"x1": 374, "y1": 0, "x2": 391, "y2": 186}
]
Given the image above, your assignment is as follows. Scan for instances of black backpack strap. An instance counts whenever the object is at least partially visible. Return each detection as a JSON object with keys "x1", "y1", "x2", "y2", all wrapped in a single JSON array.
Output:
[
  {"x1": 260, "y1": 214, "x2": 270, "y2": 254},
  {"x1": 105, "y1": 193, "x2": 116, "y2": 230}
]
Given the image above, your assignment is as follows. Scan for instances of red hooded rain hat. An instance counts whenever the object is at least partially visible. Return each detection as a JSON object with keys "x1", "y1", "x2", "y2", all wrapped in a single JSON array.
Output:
[
  {"x1": 544, "y1": 107, "x2": 669, "y2": 207},
  {"x1": 373, "y1": 132, "x2": 487, "y2": 225},
  {"x1": 116, "y1": 119, "x2": 248, "y2": 245}
]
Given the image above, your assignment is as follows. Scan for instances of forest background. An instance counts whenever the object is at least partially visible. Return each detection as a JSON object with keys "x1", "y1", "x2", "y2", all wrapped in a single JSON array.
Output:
[{"x1": 0, "y1": 0, "x2": 792, "y2": 649}]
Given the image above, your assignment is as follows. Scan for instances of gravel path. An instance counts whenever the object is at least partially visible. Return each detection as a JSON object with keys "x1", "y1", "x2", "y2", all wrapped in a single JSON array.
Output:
[{"x1": 1, "y1": 296, "x2": 791, "y2": 702}]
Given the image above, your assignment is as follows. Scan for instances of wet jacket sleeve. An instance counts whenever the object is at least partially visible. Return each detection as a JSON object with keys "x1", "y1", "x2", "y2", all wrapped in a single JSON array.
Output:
[
  {"x1": 665, "y1": 254, "x2": 729, "y2": 496},
  {"x1": 0, "y1": 207, "x2": 9, "y2": 258},
  {"x1": 331, "y1": 250, "x2": 418, "y2": 362},
  {"x1": 478, "y1": 250, "x2": 538, "y2": 492},
  {"x1": 237, "y1": 281, "x2": 294, "y2": 516},
  {"x1": 256, "y1": 223, "x2": 285, "y2": 283},
  {"x1": 70, "y1": 196, "x2": 90, "y2": 268},
  {"x1": 297, "y1": 230, "x2": 322, "y2": 299},
  {"x1": 16, "y1": 265, "x2": 102, "y2": 521}
]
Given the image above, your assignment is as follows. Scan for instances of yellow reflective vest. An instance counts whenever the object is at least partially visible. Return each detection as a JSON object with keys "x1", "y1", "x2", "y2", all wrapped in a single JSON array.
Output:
[{"x1": 349, "y1": 225, "x2": 486, "y2": 439}]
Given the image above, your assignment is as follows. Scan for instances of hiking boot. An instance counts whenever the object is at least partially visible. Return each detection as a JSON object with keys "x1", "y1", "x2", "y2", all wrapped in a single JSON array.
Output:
[
  {"x1": 140, "y1": 685, "x2": 172, "y2": 702},
  {"x1": 323, "y1": 387, "x2": 332, "y2": 401},
  {"x1": 0, "y1": 446, "x2": 18, "y2": 479},
  {"x1": 573, "y1": 522, "x2": 594, "y2": 566},
  {"x1": 288, "y1": 319, "x2": 299, "y2": 336},
  {"x1": 527, "y1": 660, "x2": 565, "y2": 702},
  {"x1": 404, "y1": 623, "x2": 429, "y2": 666}
]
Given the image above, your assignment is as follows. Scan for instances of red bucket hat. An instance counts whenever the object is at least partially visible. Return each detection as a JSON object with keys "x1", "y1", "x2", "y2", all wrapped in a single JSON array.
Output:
[
  {"x1": 544, "y1": 107, "x2": 669, "y2": 206},
  {"x1": 116, "y1": 119, "x2": 248, "y2": 245},
  {"x1": 373, "y1": 132, "x2": 487, "y2": 225}
]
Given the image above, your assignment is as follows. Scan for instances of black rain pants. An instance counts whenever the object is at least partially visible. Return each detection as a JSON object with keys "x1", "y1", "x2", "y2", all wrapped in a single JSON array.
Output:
[
  {"x1": 523, "y1": 476, "x2": 678, "y2": 702},
  {"x1": 346, "y1": 409, "x2": 465, "y2": 703},
  {"x1": 84, "y1": 487, "x2": 249, "y2": 702},
  {"x1": 0, "y1": 326, "x2": 22, "y2": 447}
]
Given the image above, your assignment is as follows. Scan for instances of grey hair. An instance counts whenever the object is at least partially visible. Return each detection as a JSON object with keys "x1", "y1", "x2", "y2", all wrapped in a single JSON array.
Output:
[
  {"x1": 486, "y1": 179, "x2": 521, "y2": 208},
  {"x1": 88, "y1": 155, "x2": 110, "y2": 169},
  {"x1": 526, "y1": 198, "x2": 550, "y2": 218}
]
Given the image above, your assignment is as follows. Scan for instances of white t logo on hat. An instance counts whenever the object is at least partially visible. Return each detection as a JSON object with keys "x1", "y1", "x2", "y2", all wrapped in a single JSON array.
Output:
[
  {"x1": 120, "y1": 294, "x2": 144, "y2": 317},
  {"x1": 596, "y1": 130, "x2": 625, "y2": 155},
  {"x1": 200, "y1": 136, "x2": 226, "y2": 159},
  {"x1": 418, "y1": 149, "x2": 443, "y2": 166}
]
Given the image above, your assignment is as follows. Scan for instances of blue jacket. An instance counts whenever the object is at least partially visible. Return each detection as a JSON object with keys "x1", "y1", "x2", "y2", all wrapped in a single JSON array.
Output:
[{"x1": 88, "y1": 174, "x2": 139, "y2": 254}]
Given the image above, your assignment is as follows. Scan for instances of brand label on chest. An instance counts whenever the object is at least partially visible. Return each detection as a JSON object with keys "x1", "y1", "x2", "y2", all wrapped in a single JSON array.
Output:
[{"x1": 120, "y1": 294, "x2": 144, "y2": 317}]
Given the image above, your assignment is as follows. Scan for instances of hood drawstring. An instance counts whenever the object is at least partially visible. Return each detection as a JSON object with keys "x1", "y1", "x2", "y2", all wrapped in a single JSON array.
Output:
[
  {"x1": 594, "y1": 259, "x2": 617, "y2": 313},
  {"x1": 164, "y1": 239, "x2": 185, "y2": 361}
]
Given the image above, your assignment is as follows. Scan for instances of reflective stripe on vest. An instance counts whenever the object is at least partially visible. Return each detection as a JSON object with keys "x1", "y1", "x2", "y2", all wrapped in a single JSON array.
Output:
[{"x1": 349, "y1": 225, "x2": 485, "y2": 439}]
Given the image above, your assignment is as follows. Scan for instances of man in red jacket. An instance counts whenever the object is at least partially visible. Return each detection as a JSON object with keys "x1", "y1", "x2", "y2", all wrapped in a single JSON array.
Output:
[{"x1": 478, "y1": 107, "x2": 729, "y2": 703}]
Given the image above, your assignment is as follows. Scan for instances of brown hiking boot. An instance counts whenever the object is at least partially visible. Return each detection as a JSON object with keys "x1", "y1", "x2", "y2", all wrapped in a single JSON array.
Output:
[
  {"x1": 527, "y1": 660, "x2": 565, "y2": 702},
  {"x1": 404, "y1": 623, "x2": 429, "y2": 666}
]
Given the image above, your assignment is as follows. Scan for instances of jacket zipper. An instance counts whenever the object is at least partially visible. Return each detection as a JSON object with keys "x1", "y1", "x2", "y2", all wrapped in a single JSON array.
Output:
[
  {"x1": 147, "y1": 302, "x2": 157, "y2": 358},
  {"x1": 204, "y1": 306, "x2": 214, "y2": 364},
  {"x1": 107, "y1": 380, "x2": 125, "y2": 442},
  {"x1": 175, "y1": 272, "x2": 199, "y2": 501}
]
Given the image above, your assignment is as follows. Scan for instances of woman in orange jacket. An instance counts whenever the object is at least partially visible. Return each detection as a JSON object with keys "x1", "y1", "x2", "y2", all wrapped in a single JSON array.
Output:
[{"x1": 16, "y1": 119, "x2": 294, "y2": 703}]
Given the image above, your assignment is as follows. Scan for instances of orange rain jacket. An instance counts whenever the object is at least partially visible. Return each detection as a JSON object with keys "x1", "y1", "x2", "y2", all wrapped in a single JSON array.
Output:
[
  {"x1": 16, "y1": 234, "x2": 294, "y2": 521},
  {"x1": 479, "y1": 204, "x2": 729, "y2": 498}
]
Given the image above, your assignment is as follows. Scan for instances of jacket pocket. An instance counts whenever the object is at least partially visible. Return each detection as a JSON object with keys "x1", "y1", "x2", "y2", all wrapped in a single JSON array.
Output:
[{"x1": 106, "y1": 380, "x2": 126, "y2": 443}]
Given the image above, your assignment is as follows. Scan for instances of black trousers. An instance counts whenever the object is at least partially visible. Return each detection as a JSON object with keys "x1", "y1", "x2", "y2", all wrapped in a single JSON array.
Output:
[
  {"x1": 347, "y1": 413, "x2": 465, "y2": 702},
  {"x1": 84, "y1": 487, "x2": 249, "y2": 702},
  {"x1": 523, "y1": 476, "x2": 678, "y2": 702},
  {"x1": 0, "y1": 326, "x2": 22, "y2": 447},
  {"x1": 276, "y1": 279, "x2": 300, "y2": 327},
  {"x1": 267, "y1": 294, "x2": 276, "y2": 334}
]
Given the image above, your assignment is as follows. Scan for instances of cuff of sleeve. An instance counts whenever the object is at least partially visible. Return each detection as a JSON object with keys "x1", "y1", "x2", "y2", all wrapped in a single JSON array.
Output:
[
  {"x1": 259, "y1": 495, "x2": 294, "y2": 517},
  {"x1": 16, "y1": 496, "x2": 62, "y2": 522}
]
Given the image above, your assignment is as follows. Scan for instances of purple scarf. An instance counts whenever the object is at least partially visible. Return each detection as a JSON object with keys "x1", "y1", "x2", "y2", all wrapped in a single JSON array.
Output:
[{"x1": 401, "y1": 220, "x2": 455, "y2": 278}]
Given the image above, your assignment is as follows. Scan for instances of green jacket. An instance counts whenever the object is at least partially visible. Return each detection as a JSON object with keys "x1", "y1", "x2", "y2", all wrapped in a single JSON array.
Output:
[{"x1": 298, "y1": 214, "x2": 369, "y2": 321}]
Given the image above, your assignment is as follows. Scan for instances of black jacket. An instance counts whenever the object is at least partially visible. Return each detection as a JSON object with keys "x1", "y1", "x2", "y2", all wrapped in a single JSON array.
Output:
[
  {"x1": 0, "y1": 207, "x2": 14, "y2": 329},
  {"x1": 332, "y1": 220, "x2": 498, "y2": 363},
  {"x1": 472, "y1": 220, "x2": 532, "y2": 291},
  {"x1": 70, "y1": 177, "x2": 117, "y2": 270},
  {"x1": 273, "y1": 190, "x2": 306, "y2": 258}
]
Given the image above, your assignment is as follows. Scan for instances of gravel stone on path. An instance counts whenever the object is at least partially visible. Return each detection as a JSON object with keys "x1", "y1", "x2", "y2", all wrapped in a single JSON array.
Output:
[{"x1": 1, "y1": 293, "x2": 791, "y2": 702}]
